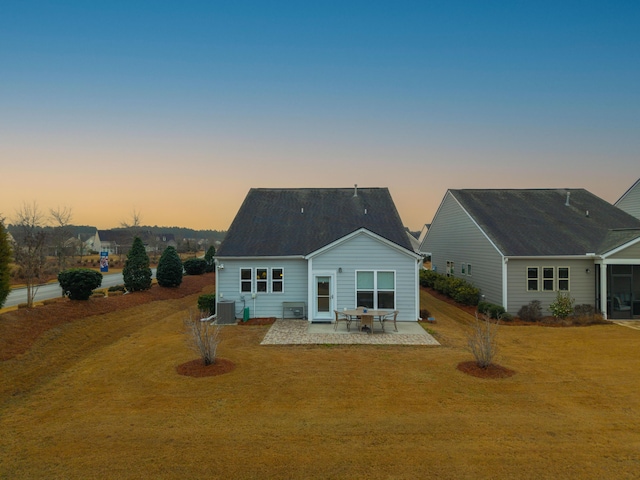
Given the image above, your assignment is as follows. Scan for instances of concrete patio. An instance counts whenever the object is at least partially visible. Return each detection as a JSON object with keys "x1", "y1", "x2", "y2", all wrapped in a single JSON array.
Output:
[{"x1": 260, "y1": 319, "x2": 440, "y2": 345}]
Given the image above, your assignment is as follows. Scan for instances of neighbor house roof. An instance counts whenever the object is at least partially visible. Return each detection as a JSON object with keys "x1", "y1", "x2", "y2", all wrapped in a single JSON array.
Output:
[
  {"x1": 449, "y1": 188, "x2": 640, "y2": 256},
  {"x1": 217, "y1": 187, "x2": 414, "y2": 256}
]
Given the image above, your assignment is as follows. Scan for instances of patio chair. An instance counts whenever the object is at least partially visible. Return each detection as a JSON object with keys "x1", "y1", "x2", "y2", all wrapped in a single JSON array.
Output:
[
  {"x1": 381, "y1": 310, "x2": 399, "y2": 332},
  {"x1": 334, "y1": 310, "x2": 351, "y2": 331}
]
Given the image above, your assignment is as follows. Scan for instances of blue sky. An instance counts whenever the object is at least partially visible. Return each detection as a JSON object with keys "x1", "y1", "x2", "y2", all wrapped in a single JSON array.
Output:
[{"x1": 1, "y1": 1, "x2": 639, "y2": 230}]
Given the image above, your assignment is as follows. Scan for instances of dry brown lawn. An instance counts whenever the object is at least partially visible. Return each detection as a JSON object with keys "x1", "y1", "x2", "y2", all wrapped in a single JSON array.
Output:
[{"x1": 1, "y1": 281, "x2": 640, "y2": 479}]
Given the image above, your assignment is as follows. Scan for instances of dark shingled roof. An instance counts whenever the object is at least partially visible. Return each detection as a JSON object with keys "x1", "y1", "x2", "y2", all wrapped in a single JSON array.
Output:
[
  {"x1": 450, "y1": 189, "x2": 640, "y2": 256},
  {"x1": 217, "y1": 188, "x2": 413, "y2": 257}
]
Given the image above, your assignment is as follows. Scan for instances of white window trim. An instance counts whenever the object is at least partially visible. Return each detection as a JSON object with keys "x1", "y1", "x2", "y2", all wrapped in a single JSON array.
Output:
[
  {"x1": 542, "y1": 266, "x2": 555, "y2": 292},
  {"x1": 271, "y1": 267, "x2": 284, "y2": 294},
  {"x1": 558, "y1": 267, "x2": 570, "y2": 291},
  {"x1": 467, "y1": 263, "x2": 472, "y2": 276},
  {"x1": 240, "y1": 268, "x2": 253, "y2": 293},
  {"x1": 527, "y1": 266, "x2": 539, "y2": 291},
  {"x1": 355, "y1": 270, "x2": 396, "y2": 310}
]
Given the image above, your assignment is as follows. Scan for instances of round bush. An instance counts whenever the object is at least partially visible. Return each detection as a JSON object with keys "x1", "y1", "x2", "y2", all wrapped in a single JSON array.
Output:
[
  {"x1": 58, "y1": 268, "x2": 103, "y2": 300},
  {"x1": 183, "y1": 258, "x2": 208, "y2": 275}
]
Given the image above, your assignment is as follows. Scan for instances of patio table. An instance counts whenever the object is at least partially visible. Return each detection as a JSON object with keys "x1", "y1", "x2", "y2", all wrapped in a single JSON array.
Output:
[{"x1": 342, "y1": 309, "x2": 392, "y2": 333}]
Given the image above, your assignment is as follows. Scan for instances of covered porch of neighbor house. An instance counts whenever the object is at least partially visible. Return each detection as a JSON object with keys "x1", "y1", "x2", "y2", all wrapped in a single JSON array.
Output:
[{"x1": 596, "y1": 263, "x2": 640, "y2": 320}]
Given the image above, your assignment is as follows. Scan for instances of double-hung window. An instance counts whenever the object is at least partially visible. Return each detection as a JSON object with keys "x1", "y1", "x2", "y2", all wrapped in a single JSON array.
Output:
[
  {"x1": 271, "y1": 268, "x2": 284, "y2": 293},
  {"x1": 356, "y1": 271, "x2": 395, "y2": 309},
  {"x1": 527, "y1": 267, "x2": 539, "y2": 291},
  {"x1": 240, "y1": 268, "x2": 252, "y2": 293},
  {"x1": 256, "y1": 268, "x2": 268, "y2": 292},
  {"x1": 542, "y1": 267, "x2": 555, "y2": 291},
  {"x1": 558, "y1": 267, "x2": 570, "y2": 291},
  {"x1": 467, "y1": 264, "x2": 472, "y2": 276}
]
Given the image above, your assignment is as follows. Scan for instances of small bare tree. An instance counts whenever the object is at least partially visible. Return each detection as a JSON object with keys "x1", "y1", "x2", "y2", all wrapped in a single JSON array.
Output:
[
  {"x1": 185, "y1": 310, "x2": 221, "y2": 366},
  {"x1": 12, "y1": 202, "x2": 48, "y2": 307},
  {"x1": 49, "y1": 205, "x2": 73, "y2": 271},
  {"x1": 467, "y1": 313, "x2": 500, "y2": 368}
]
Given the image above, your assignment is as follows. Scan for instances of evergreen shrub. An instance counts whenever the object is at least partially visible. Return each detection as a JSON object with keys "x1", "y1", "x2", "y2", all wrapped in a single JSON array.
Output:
[
  {"x1": 183, "y1": 258, "x2": 207, "y2": 275},
  {"x1": 123, "y1": 237, "x2": 152, "y2": 292},
  {"x1": 58, "y1": 268, "x2": 103, "y2": 300},
  {"x1": 156, "y1": 246, "x2": 183, "y2": 287}
]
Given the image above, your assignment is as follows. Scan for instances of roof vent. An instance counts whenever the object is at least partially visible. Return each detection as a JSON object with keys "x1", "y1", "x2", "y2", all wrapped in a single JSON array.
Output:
[
  {"x1": 353, "y1": 184, "x2": 358, "y2": 197},
  {"x1": 301, "y1": 208, "x2": 304, "y2": 214},
  {"x1": 586, "y1": 210, "x2": 589, "y2": 217},
  {"x1": 565, "y1": 191, "x2": 571, "y2": 206},
  {"x1": 364, "y1": 208, "x2": 367, "y2": 215}
]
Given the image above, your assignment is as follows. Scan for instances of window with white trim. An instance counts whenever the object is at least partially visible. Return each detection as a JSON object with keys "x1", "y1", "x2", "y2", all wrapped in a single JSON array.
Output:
[
  {"x1": 467, "y1": 264, "x2": 472, "y2": 276},
  {"x1": 461, "y1": 263, "x2": 466, "y2": 275},
  {"x1": 527, "y1": 267, "x2": 539, "y2": 291},
  {"x1": 256, "y1": 268, "x2": 268, "y2": 292},
  {"x1": 356, "y1": 270, "x2": 395, "y2": 309},
  {"x1": 558, "y1": 267, "x2": 570, "y2": 291},
  {"x1": 240, "y1": 268, "x2": 252, "y2": 292},
  {"x1": 446, "y1": 261, "x2": 455, "y2": 277},
  {"x1": 271, "y1": 268, "x2": 283, "y2": 293},
  {"x1": 542, "y1": 267, "x2": 555, "y2": 291}
]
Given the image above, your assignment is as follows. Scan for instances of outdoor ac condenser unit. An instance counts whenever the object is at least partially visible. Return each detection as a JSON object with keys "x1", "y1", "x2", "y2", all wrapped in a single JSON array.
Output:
[{"x1": 217, "y1": 300, "x2": 236, "y2": 324}]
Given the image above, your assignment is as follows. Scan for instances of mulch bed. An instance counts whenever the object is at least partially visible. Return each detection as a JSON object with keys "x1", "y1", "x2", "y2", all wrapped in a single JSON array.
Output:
[
  {"x1": 237, "y1": 317, "x2": 276, "y2": 326},
  {"x1": 457, "y1": 361, "x2": 517, "y2": 379},
  {"x1": 176, "y1": 357, "x2": 236, "y2": 377},
  {"x1": 422, "y1": 287, "x2": 610, "y2": 327},
  {"x1": 0, "y1": 273, "x2": 216, "y2": 361}
]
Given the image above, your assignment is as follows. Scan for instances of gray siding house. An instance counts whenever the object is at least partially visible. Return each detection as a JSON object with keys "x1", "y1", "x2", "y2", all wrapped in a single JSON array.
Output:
[
  {"x1": 615, "y1": 178, "x2": 640, "y2": 220},
  {"x1": 215, "y1": 187, "x2": 422, "y2": 322},
  {"x1": 420, "y1": 189, "x2": 640, "y2": 319}
]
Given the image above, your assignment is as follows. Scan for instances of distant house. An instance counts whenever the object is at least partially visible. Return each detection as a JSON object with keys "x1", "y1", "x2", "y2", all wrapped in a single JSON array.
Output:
[
  {"x1": 95, "y1": 230, "x2": 134, "y2": 255},
  {"x1": 420, "y1": 189, "x2": 640, "y2": 319},
  {"x1": 615, "y1": 178, "x2": 640, "y2": 220},
  {"x1": 215, "y1": 187, "x2": 423, "y2": 322}
]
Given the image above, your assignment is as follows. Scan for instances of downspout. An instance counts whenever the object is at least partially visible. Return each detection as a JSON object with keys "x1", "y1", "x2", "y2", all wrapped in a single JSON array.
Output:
[
  {"x1": 307, "y1": 257, "x2": 313, "y2": 322},
  {"x1": 600, "y1": 263, "x2": 608, "y2": 320},
  {"x1": 502, "y1": 257, "x2": 509, "y2": 312},
  {"x1": 416, "y1": 258, "x2": 421, "y2": 320}
]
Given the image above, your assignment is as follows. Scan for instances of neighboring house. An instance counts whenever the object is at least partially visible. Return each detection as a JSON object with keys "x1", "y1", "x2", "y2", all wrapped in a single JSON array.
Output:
[
  {"x1": 95, "y1": 230, "x2": 134, "y2": 255},
  {"x1": 420, "y1": 189, "x2": 640, "y2": 319},
  {"x1": 615, "y1": 178, "x2": 640, "y2": 220},
  {"x1": 215, "y1": 187, "x2": 423, "y2": 322}
]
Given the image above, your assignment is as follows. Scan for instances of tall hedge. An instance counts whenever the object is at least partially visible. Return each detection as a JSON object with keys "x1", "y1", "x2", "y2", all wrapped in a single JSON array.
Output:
[
  {"x1": 419, "y1": 269, "x2": 480, "y2": 306},
  {"x1": 157, "y1": 246, "x2": 183, "y2": 287},
  {"x1": 123, "y1": 237, "x2": 152, "y2": 292},
  {"x1": 58, "y1": 268, "x2": 103, "y2": 300},
  {"x1": 0, "y1": 222, "x2": 11, "y2": 309}
]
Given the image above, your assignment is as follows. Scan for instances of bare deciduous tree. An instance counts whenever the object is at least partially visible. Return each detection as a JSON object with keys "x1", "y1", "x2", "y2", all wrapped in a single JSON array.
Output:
[
  {"x1": 49, "y1": 205, "x2": 73, "y2": 271},
  {"x1": 467, "y1": 313, "x2": 500, "y2": 368},
  {"x1": 12, "y1": 202, "x2": 48, "y2": 307},
  {"x1": 185, "y1": 310, "x2": 221, "y2": 366}
]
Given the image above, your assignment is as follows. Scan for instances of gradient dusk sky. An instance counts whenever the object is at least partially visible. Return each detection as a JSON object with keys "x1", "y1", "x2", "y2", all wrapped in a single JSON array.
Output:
[{"x1": 1, "y1": 1, "x2": 639, "y2": 231}]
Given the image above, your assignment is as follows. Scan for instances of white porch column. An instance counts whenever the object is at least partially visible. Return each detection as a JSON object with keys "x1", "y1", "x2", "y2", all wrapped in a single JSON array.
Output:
[{"x1": 600, "y1": 263, "x2": 608, "y2": 319}]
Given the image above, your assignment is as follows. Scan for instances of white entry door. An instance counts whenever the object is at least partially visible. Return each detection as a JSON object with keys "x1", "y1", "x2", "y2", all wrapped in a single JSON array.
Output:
[{"x1": 314, "y1": 273, "x2": 335, "y2": 320}]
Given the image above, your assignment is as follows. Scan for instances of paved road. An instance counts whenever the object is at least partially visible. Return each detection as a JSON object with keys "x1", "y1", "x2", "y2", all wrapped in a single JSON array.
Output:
[{"x1": 3, "y1": 270, "x2": 156, "y2": 308}]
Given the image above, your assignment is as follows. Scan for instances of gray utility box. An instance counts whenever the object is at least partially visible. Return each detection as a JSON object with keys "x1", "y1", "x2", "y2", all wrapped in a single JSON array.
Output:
[
  {"x1": 282, "y1": 301, "x2": 306, "y2": 319},
  {"x1": 217, "y1": 300, "x2": 237, "y2": 324}
]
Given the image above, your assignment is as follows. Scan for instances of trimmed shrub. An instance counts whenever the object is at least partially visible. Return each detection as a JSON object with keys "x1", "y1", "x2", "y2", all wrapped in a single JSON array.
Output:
[
  {"x1": 123, "y1": 237, "x2": 152, "y2": 292},
  {"x1": 500, "y1": 312, "x2": 514, "y2": 322},
  {"x1": 108, "y1": 284, "x2": 126, "y2": 292},
  {"x1": 156, "y1": 246, "x2": 183, "y2": 287},
  {"x1": 58, "y1": 268, "x2": 103, "y2": 300},
  {"x1": 573, "y1": 304, "x2": 595, "y2": 318},
  {"x1": 183, "y1": 258, "x2": 208, "y2": 275},
  {"x1": 452, "y1": 284, "x2": 481, "y2": 306},
  {"x1": 198, "y1": 294, "x2": 216, "y2": 316},
  {"x1": 478, "y1": 301, "x2": 505, "y2": 319},
  {"x1": 419, "y1": 269, "x2": 440, "y2": 288},
  {"x1": 518, "y1": 300, "x2": 543, "y2": 322}
]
